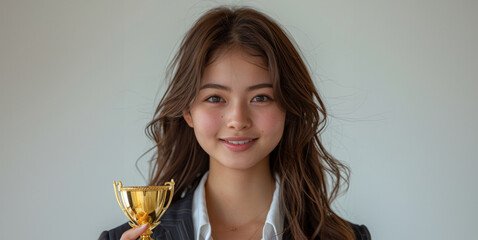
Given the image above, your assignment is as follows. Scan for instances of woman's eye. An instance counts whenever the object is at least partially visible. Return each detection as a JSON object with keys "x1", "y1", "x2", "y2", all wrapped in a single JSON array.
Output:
[
  {"x1": 251, "y1": 95, "x2": 272, "y2": 102},
  {"x1": 205, "y1": 96, "x2": 225, "y2": 103}
]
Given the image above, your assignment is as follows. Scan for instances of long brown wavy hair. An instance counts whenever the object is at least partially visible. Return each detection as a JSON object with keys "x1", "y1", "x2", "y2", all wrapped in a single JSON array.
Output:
[{"x1": 146, "y1": 6, "x2": 354, "y2": 240}]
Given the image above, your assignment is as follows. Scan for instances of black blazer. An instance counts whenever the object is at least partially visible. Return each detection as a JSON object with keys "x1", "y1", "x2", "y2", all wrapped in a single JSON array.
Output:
[{"x1": 99, "y1": 193, "x2": 371, "y2": 240}]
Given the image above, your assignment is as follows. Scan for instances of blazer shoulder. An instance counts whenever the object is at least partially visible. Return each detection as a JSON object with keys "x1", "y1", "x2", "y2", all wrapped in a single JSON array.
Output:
[
  {"x1": 161, "y1": 192, "x2": 194, "y2": 219},
  {"x1": 350, "y1": 223, "x2": 371, "y2": 240}
]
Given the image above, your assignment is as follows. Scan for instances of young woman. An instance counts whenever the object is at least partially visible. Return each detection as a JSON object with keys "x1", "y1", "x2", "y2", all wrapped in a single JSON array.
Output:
[{"x1": 100, "y1": 6, "x2": 370, "y2": 240}]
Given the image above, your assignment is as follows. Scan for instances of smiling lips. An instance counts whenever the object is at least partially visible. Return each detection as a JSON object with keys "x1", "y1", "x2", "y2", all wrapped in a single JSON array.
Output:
[
  {"x1": 220, "y1": 137, "x2": 257, "y2": 152},
  {"x1": 224, "y1": 139, "x2": 254, "y2": 144}
]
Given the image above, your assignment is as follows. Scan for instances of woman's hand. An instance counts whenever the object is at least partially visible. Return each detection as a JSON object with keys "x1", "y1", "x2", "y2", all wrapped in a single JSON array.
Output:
[{"x1": 120, "y1": 224, "x2": 148, "y2": 240}]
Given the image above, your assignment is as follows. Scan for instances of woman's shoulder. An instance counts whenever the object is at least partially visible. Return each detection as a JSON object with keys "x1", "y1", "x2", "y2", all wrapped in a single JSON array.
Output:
[{"x1": 350, "y1": 222, "x2": 372, "y2": 240}]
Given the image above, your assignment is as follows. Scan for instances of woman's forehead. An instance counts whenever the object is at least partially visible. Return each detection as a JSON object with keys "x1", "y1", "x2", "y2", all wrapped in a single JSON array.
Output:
[
  {"x1": 201, "y1": 49, "x2": 270, "y2": 85},
  {"x1": 207, "y1": 45, "x2": 268, "y2": 69}
]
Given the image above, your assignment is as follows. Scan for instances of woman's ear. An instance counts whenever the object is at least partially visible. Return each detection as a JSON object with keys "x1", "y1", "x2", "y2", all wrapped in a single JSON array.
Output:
[{"x1": 183, "y1": 110, "x2": 194, "y2": 128}]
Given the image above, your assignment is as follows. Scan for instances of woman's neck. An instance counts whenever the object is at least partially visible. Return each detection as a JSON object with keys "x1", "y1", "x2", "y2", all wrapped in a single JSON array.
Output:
[{"x1": 205, "y1": 159, "x2": 275, "y2": 232}]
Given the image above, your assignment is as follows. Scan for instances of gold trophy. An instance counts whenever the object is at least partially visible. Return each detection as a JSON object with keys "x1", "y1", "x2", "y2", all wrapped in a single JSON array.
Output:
[{"x1": 113, "y1": 180, "x2": 175, "y2": 240}]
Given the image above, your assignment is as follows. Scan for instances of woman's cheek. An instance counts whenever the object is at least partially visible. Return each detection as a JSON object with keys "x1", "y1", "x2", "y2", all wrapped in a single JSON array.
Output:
[
  {"x1": 258, "y1": 108, "x2": 286, "y2": 133},
  {"x1": 194, "y1": 109, "x2": 222, "y2": 135}
]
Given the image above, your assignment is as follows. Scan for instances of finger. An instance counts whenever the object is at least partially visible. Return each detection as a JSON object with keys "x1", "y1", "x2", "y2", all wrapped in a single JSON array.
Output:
[{"x1": 120, "y1": 224, "x2": 149, "y2": 240}]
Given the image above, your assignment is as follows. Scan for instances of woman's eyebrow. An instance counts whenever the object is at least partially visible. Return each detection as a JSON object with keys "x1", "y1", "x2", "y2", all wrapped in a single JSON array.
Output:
[
  {"x1": 200, "y1": 83, "x2": 229, "y2": 91},
  {"x1": 199, "y1": 83, "x2": 273, "y2": 91},
  {"x1": 247, "y1": 83, "x2": 272, "y2": 91}
]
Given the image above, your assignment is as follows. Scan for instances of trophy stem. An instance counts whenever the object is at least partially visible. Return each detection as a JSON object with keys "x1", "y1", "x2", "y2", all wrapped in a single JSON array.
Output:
[
  {"x1": 139, "y1": 226, "x2": 153, "y2": 240},
  {"x1": 140, "y1": 233, "x2": 153, "y2": 240}
]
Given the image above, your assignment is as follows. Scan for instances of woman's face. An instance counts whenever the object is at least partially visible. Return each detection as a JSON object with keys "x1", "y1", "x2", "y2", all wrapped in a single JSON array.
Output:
[{"x1": 183, "y1": 49, "x2": 286, "y2": 172}]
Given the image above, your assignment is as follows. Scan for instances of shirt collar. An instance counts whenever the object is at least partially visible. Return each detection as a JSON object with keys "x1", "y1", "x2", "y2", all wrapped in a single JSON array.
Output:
[
  {"x1": 192, "y1": 172, "x2": 284, "y2": 240},
  {"x1": 192, "y1": 172, "x2": 211, "y2": 240},
  {"x1": 263, "y1": 177, "x2": 284, "y2": 239}
]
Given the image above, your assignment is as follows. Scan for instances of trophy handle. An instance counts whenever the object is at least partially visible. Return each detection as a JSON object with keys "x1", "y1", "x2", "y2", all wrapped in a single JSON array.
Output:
[
  {"x1": 113, "y1": 181, "x2": 138, "y2": 227},
  {"x1": 153, "y1": 179, "x2": 175, "y2": 224},
  {"x1": 164, "y1": 179, "x2": 175, "y2": 210}
]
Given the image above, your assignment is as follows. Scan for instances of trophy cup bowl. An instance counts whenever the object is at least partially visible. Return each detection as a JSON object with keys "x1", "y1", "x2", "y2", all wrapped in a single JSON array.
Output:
[{"x1": 113, "y1": 180, "x2": 174, "y2": 240}]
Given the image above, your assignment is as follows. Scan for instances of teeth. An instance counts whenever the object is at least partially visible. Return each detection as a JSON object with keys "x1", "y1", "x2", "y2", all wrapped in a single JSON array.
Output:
[{"x1": 225, "y1": 139, "x2": 254, "y2": 145}]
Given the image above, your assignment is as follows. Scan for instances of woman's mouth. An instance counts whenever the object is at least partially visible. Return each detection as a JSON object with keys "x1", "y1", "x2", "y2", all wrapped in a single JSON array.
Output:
[
  {"x1": 220, "y1": 137, "x2": 257, "y2": 152},
  {"x1": 223, "y1": 139, "x2": 254, "y2": 145}
]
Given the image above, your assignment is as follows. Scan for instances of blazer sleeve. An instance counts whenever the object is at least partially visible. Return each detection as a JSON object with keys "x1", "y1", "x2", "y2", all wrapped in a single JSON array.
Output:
[
  {"x1": 351, "y1": 223, "x2": 372, "y2": 240},
  {"x1": 98, "y1": 231, "x2": 108, "y2": 240},
  {"x1": 98, "y1": 222, "x2": 131, "y2": 240}
]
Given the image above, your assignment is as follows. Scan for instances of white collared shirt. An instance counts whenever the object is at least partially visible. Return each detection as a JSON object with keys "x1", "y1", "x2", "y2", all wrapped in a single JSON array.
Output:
[{"x1": 192, "y1": 172, "x2": 284, "y2": 240}]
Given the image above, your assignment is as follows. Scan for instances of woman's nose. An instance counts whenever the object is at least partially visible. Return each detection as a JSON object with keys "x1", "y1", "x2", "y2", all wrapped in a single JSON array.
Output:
[{"x1": 226, "y1": 101, "x2": 251, "y2": 130}]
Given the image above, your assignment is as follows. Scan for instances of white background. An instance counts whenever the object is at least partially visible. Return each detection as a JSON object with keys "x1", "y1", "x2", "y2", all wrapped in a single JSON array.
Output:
[{"x1": 1, "y1": 1, "x2": 477, "y2": 239}]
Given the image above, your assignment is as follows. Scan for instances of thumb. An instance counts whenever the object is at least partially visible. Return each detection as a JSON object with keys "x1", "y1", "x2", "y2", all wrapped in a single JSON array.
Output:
[{"x1": 120, "y1": 224, "x2": 149, "y2": 240}]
